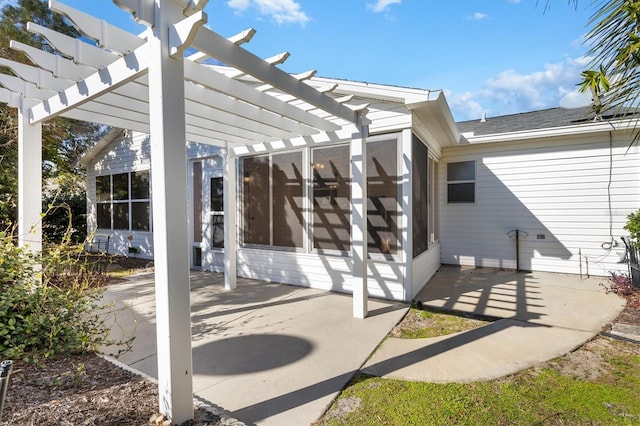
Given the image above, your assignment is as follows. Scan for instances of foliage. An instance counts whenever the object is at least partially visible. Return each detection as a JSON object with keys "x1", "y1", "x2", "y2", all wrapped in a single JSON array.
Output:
[
  {"x1": 583, "y1": 0, "x2": 640, "y2": 119},
  {"x1": 42, "y1": 173, "x2": 88, "y2": 244},
  {"x1": 625, "y1": 209, "x2": 640, "y2": 243},
  {"x1": 577, "y1": 65, "x2": 611, "y2": 118},
  {"x1": 318, "y1": 340, "x2": 640, "y2": 425},
  {"x1": 601, "y1": 271, "x2": 634, "y2": 295},
  {"x1": 0, "y1": 0, "x2": 105, "y2": 232},
  {"x1": 0, "y1": 232, "x2": 132, "y2": 362}
]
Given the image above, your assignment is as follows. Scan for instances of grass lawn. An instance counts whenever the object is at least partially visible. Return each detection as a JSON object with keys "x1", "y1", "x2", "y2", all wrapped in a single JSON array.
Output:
[
  {"x1": 389, "y1": 308, "x2": 489, "y2": 339},
  {"x1": 316, "y1": 309, "x2": 640, "y2": 425}
]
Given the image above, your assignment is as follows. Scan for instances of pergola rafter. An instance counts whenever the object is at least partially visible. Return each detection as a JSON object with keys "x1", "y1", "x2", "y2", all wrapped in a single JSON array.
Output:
[{"x1": 0, "y1": 1, "x2": 370, "y2": 423}]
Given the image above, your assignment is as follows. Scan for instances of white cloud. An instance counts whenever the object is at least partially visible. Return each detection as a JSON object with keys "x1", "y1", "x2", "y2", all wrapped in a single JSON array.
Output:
[
  {"x1": 447, "y1": 56, "x2": 593, "y2": 120},
  {"x1": 227, "y1": 0, "x2": 250, "y2": 12},
  {"x1": 367, "y1": 0, "x2": 402, "y2": 13},
  {"x1": 227, "y1": 0, "x2": 310, "y2": 26},
  {"x1": 467, "y1": 12, "x2": 489, "y2": 20}
]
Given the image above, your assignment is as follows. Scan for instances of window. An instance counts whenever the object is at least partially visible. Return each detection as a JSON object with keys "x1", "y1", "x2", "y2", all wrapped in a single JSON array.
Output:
[
  {"x1": 312, "y1": 145, "x2": 351, "y2": 252},
  {"x1": 96, "y1": 171, "x2": 151, "y2": 231},
  {"x1": 242, "y1": 152, "x2": 304, "y2": 248},
  {"x1": 447, "y1": 161, "x2": 475, "y2": 203},
  {"x1": 412, "y1": 136, "x2": 428, "y2": 257},
  {"x1": 367, "y1": 138, "x2": 400, "y2": 255},
  {"x1": 413, "y1": 135, "x2": 440, "y2": 258},
  {"x1": 210, "y1": 177, "x2": 224, "y2": 248}
]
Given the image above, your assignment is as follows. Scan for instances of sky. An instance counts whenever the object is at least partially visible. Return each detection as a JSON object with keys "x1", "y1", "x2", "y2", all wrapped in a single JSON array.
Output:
[{"x1": 58, "y1": 0, "x2": 597, "y2": 121}]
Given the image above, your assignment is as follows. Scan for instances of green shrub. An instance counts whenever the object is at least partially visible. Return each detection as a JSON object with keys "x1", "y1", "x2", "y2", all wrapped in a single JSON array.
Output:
[
  {"x1": 625, "y1": 209, "x2": 640, "y2": 246},
  {"x1": 0, "y1": 232, "x2": 131, "y2": 362}
]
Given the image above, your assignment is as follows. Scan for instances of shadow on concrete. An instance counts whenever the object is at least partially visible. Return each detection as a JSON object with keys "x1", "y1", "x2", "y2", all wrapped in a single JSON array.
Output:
[
  {"x1": 193, "y1": 334, "x2": 313, "y2": 375},
  {"x1": 232, "y1": 371, "x2": 355, "y2": 424}
]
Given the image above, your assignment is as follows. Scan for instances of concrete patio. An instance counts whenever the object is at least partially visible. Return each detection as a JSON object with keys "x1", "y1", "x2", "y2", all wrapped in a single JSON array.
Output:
[
  {"x1": 101, "y1": 271, "x2": 408, "y2": 425},
  {"x1": 101, "y1": 265, "x2": 626, "y2": 425},
  {"x1": 362, "y1": 265, "x2": 626, "y2": 382}
]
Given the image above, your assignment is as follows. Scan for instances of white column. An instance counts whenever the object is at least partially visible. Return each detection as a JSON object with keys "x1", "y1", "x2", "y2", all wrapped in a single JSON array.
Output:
[
  {"x1": 17, "y1": 107, "x2": 42, "y2": 253},
  {"x1": 401, "y1": 129, "x2": 413, "y2": 300},
  {"x1": 351, "y1": 113, "x2": 369, "y2": 319},
  {"x1": 223, "y1": 147, "x2": 237, "y2": 290},
  {"x1": 147, "y1": 1, "x2": 193, "y2": 423}
]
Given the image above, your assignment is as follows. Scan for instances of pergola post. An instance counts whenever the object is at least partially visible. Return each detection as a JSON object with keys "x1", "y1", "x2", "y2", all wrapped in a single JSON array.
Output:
[
  {"x1": 147, "y1": 1, "x2": 193, "y2": 422},
  {"x1": 351, "y1": 112, "x2": 369, "y2": 319},
  {"x1": 223, "y1": 146, "x2": 237, "y2": 290},
  {"x1": 17, "y1": 107, "x2": 42, "y2": 253}
]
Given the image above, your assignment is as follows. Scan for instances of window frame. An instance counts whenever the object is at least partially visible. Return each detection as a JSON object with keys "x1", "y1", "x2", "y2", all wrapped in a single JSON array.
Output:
[
  {"x1": 95, "y1": 170, "x2": 152, "y2": 232},
  {"x1": 241, "y1": 149, "x2": 306, "y2": 252},
  {"x1": 446, "y1": 160, "x2": 476, "y2": 204},
  {"x1": 365, "y1": 134, "x2": 403, "y2": 261},
  {"x1": 310, "y1": 143, "x2": 352, "y2": 256}
]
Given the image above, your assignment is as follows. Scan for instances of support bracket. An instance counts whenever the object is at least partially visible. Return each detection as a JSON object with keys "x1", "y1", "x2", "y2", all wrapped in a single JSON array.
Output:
[
  {"x1": 113, "y1": 0, "x2": 156, "y2": 27},
  {"x1": 169, "y1": 11, "x2": 208, "y2": 58}
]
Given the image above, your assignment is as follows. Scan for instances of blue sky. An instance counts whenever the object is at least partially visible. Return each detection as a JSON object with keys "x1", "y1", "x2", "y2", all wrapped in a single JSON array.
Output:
[{"x1": 60, "y1": 0, "x2": 596, "y2": 121}]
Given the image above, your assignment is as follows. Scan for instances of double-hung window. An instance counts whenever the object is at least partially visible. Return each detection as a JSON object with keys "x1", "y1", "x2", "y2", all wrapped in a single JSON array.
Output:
[
  {"x1": 447, "y1": 161, "x2": 475, "y2": 203},
  {"x1": 96, "y1": 170, "x2": 151, "y2": 231}
]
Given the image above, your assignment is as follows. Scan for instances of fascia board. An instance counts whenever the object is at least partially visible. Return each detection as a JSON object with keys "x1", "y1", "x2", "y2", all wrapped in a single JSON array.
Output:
[{"x1": 460, "y1": 119, "x2": 638, "y2": 145}]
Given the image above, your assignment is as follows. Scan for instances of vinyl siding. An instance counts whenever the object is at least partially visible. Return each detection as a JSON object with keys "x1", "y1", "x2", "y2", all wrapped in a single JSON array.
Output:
[
  {"x1": 237, "y1": 249, "x2": 406, "y2": 301},
  {"x1": 440, "y1": 132, "x2": 640, "y2": 276},
  {"x1": 411, "y1": 243, "x2": 441, "y2": 299},
  {"x1": 86, "y1": 131, "x2": 154, "y2": 258}
]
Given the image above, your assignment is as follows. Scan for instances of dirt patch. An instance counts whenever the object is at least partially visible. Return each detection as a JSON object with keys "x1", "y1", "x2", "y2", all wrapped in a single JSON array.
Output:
[
  {"x1": 616, "y1": 289, "x2": 640, "y2": 326},
  {"x1": 320, "y1": 396, "x2": 361, "y2": 422}
]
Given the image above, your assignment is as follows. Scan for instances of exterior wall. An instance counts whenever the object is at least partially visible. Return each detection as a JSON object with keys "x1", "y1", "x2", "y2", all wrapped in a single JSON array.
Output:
[
  {"x1": 86, "y1": 131, "x2": 154, "y2": 258},
  {"x1": 237, "y1": 249, "x2": 406, "y2": 301},
  {"x1": 440, "y1": 131, "x2": 640, "y2": 276},
  {"x1": 85, "y1": 136, "x2": 222, "y2": 258},
  {"x1": 411, "y1": 243, "x2": 441, "y2": 298}
]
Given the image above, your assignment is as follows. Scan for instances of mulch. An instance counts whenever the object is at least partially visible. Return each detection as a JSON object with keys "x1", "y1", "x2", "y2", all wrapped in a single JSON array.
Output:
[{"x1": 0, "y1": 354, "x2": 222, "y2": 426}]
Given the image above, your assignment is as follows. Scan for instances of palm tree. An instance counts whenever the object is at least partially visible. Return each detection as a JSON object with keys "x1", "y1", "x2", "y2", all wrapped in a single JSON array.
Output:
[
  {"x1": 577, "y1": 66, "x2": 610, "y2": 120},
  {"x1": 584, "y1": 0, "x2": 640, "y2": 116}
]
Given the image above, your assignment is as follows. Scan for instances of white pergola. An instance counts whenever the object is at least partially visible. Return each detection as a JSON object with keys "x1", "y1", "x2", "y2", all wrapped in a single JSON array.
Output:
[{"x1": 1, "y1": 0, "x2": 371, "y2": 422}]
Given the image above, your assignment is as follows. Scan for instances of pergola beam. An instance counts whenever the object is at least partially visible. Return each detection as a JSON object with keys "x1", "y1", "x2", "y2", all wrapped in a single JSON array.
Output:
[
  {"x1": 184, "y1": 81, "x2": 315, "y2": 136},
  {"x1": 29, "y1": 43, "x2": 150, "y2": 123},
  {"x1": 27, "y1": 22, "x2": 120, "y2": 68},
  {"x1": 191, "y1": 25, "x2": 359, "y2": 124},
  {"x1": 184, "y1": 60, "x2": 339, "y2": 132},
  {"x1": 11, "y1": 40, "x2": 96, "y2": 81}
]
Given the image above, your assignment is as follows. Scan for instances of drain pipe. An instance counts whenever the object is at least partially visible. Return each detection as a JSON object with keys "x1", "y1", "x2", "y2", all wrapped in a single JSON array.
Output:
[
  {"x1": 507, "y1": 229, "x2": 528, "y2": 272},
  {"x1": 0, "y1": 360, "x2": 13, "y2": 421}
]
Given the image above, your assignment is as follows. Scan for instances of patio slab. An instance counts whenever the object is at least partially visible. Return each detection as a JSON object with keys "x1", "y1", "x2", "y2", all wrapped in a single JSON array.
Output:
[
  {"x1": 102, "y1": 272, "x2": 408, "y2": 425},
  {"x1": 362, "y1": 265, "x2": 626, "y2": 382}
]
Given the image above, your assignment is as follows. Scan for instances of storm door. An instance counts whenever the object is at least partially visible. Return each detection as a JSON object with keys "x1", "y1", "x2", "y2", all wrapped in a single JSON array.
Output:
[{"x1": 191, "y1": 158, "x2": 225, "y2": 271}]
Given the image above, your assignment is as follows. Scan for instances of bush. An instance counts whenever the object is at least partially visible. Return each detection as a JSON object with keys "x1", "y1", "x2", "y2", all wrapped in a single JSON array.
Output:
[
  {"x1": 0, "y1": 232, "x2": 131, "y2": 362},
  {"x1": 625, "y1": 209, "x2": 640, "y2": 245}
]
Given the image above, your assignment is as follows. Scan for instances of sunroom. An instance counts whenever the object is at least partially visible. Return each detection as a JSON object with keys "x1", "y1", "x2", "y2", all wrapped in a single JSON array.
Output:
[{"x1": 82, "y1": 74, "x2": 459, "y2": 304}]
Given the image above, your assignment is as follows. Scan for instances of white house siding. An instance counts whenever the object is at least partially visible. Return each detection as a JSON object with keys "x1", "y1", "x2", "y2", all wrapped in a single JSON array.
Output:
[
  {"x1": 440, "y1": 131, "x2": 640, "y2": 276},
  {"x1": 411, "y1": 243, "x2": 441, "y2": 299},
  {"x1": 237, "y1": 249, "x2": 406, "y2": 301},
  {"x1": 86, "y1": 131, "x2": 154, "y2": 258},
  {"x1": 186, "y1": 142, "x2": 221, "y2": 159}
]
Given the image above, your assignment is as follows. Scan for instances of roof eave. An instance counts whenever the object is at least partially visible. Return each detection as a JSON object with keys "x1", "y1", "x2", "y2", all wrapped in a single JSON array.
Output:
[
  {"x1": 78, "y1": 128, "x2": 124, "y2": 169},
  {"x1": 459, "y1": 118, "x2": 638, "y2": 145},
  {"x1": 408, "y1": 92, "x2": 460, "y2": 146}
]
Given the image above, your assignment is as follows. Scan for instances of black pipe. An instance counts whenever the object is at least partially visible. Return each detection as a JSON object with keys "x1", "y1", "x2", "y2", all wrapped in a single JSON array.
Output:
[
  {"x1": 0, "y1": 360, "x2": 13, "y2": 421},
  {"x1": 515, "y1": 229, "x2": 520, "y2": 272}
]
